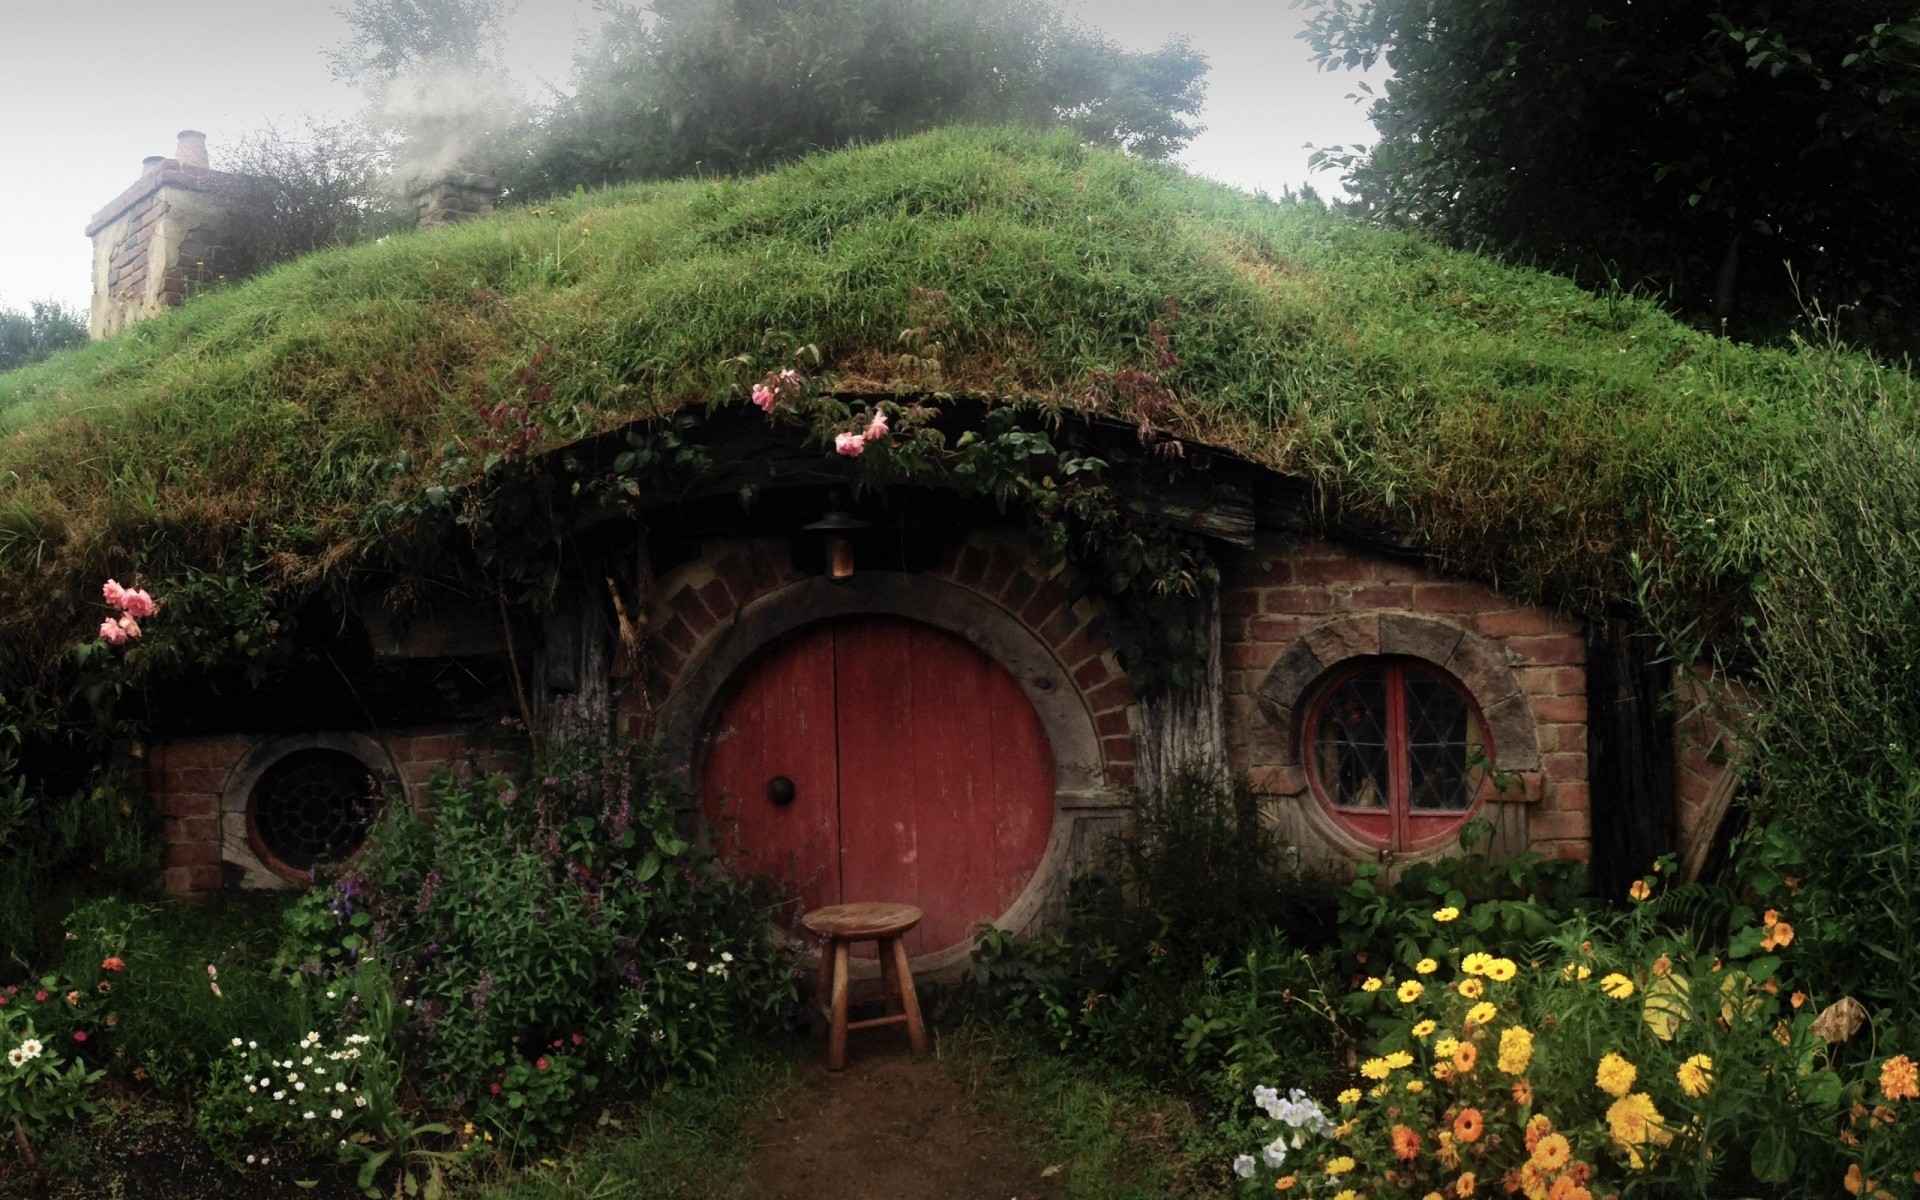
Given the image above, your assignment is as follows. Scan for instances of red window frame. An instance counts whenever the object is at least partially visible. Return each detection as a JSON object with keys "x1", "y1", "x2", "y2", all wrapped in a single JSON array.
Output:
[{"x1": 1301, "y1": 657, "x2": 1493, "y2": 853}]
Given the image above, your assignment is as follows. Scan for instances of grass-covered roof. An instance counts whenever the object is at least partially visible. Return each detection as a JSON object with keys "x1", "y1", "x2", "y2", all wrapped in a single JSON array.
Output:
[{"x1": 0, "y1": 125, "x2": 1912, "y2": 663}]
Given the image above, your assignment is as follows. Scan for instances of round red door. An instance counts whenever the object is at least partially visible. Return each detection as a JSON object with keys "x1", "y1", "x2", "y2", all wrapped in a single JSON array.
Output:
[{"x1": 701, "y1": 616, "x2": 1056, "y2": 957}]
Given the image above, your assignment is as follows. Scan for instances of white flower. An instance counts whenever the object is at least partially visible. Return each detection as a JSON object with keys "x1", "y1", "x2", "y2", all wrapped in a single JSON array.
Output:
[
  {"x1": 231, "y1": 1037, "x2": 244, "y2": 1048},
  {"x1": 248, "y1": 1040, "x2": 257, "y2": 1049},
  {"x1": 273, "y1": 1090, "x2": 286, "y2": 1100},
  {"x1": 19, "y1": 1039, "x2": 41, "y2": 1060},
  {"x1": 354, "y1": 1096, "x2": 367, "y2": 1107},
  {"x1": 302, "y1": 1056, "x2": 314, "y2": 1066},
  {"x1": 1262, "y1": 1138, "x2": 1288, "y2": 1169},
  {"x1": 206, "y1": 964, "x2": 218, "y2": 979},
  {"x1": 1233, "y1": 1155, "x2": 1257, "y2": 1179},
  {"x1": 721, "y1": 952, "x2": 734, "y2": 963},
  {"x1": 303, "y1": 1111, "x2": 315, "y2": 1120},
  {"x1": 295, "y1": 1082, "x2": 306, "y2": 1091},
  {"x1": 259, "y1": 1077, "x2": 270, "y2": 1087},
  {"x1": 5, "y1": 1048, "x2": 23, "y2": 1069},
  {"x1": 330, "y1": 1108, "x2": 343, "y2": 1120},
  {"x1": 248, "y1": 1086, "x2": 257, "y2": 1094},
  {"x1": 246, "y1": 1154, "x2": 256, "y2": 1164},
  {"x1": 335, "y1": 1082, "x2": 347, "y2": 1093},
  {"x1": 686, "y1": 961, "x2": 698, "y2": 971}
]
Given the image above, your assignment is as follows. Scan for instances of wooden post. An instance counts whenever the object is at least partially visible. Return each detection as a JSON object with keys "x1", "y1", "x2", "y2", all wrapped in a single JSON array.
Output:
[{"x1": 1133, "y1": 579, "x2": 1227, "y2": 796}]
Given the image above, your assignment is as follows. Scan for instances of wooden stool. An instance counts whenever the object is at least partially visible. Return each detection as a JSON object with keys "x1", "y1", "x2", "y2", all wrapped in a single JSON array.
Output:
[{"x1": 801, "y1": 902, "x2": 928, "y2": 1072}]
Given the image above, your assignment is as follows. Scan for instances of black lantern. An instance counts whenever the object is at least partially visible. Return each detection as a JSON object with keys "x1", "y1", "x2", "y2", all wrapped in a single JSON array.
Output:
[{"x1": 802, "y1": 506, "x2": 870, "y2": 581}]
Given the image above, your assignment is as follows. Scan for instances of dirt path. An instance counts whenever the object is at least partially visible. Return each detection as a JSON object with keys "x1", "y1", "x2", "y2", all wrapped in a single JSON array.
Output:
[{"x1": 740, "y1": 1036, "x2": 1059, "y2": 1200}]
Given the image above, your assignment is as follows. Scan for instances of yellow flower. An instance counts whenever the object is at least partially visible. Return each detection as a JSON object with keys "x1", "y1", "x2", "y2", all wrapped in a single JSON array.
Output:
[
  {"x1": 1369, "y1": 1082, "x2": 1391, "y2": 1098},
  {"x1": 1677, "y1": 1053, "x2": 1713, "y2": 1098},
  {"x1": 1600, "y1": 973, "x2": 1635, "y2": 1000},
  {"x1": 1332, "y1": 1191, "x2": 1358, "y2": 1200},
  {"x1": 1629, "y1": 878, "x2": 1651, "y2": 901},
  {"x1": 1326, "y1": 1155, "x2": 1356, "y2": 1175},
  {"x1": 1881, "y1": 1054, "x2": 1919, "y2": 1102},
  {"x1": 1406, "y1": 1079, "x2": 1425, "y2": 1094},
  {"x1": 1434, "y1": 1037, "x2": 1461, "y2": 1059},
  {"x1": 1361, "y1": 976, "x2": 1384, "y2": 993},
  {"x1": 1498, "y1": 1026, "x2": 1534, "y2": 1075},
  {"x1": 1433, "y1": 906, "x2": 1461, "y2": 923},
  {"x1": 1337, "y1": 1088, "x2": 1361, "y2": 1106},
  {"x1": 1606, "y1": 1092, "x2": 1671, "y2": 1166},
  {"x1": 1484, "y1": 958, "x2": 1518, "y2": 983},
  {"x1": 1466, "y1": 1001, "x2": 1498, "y2": 1029},
  {"x1": 1384, "y1": 1050, "x2": 1415, "y2": 1070},
  {"x1": 1456, "y1": 1169, "x2": 1478, "y2": 1196},
  {"x1": 1424, "y1": 1194, "x2": 1444, "y2": 1200},
  {"x1": 1412, "y1": 1019, "x2": 1438, "y2": 1038},
  {"x1": 1398, "y1": 980, "x2": 1426, "y2": 1004},
  {"x1": 1457, "y1": 978, "x2": 1486, "y2": 1000},
  {"x1": 1595, "y1": 1052, "x2": 1637, "y2": 1098},
  {"x1": 1433, "y1": 1062, "x2": 1452, "y2": 1081},
  {"x1": 1416, "y1": 958, "x2": 1438, "y2": 975},
  {"x1": 1461, "y1": 951, "x2": 1494, "y2": 976},
  {"x1": 1361, "y1": 1057, "x2": 1392, "y2": 1080},
  {"x1": 1530, "y1": 1131, "x2": 1572, "y2": 1171},
  {"x1": 1561, "y1": 963, "x2": 1592, "y2": 981}
]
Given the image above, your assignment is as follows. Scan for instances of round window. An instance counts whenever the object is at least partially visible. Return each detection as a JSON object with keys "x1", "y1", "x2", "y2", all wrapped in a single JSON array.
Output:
[
  {"x1": 247, "y1": 749, "x2": 386, "y2": 879},
  {"x1": 1304, "y1": 658, "x2": 1492, "y2": 852}
]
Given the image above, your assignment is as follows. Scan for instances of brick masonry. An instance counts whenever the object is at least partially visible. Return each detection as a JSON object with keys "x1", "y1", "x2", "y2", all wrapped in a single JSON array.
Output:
[
  {"x1": 144, "y1": 727, "x2": 494, "y2": 895},
  {"x1": 1221, "y1": 534, "x2": 1592, "y2": 864}
]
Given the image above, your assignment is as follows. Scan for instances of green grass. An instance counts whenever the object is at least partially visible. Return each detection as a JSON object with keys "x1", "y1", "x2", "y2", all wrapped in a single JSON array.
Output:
[
  {"x1": 459, "y1": 1047, "x2": 800, "y2": 1200},
  {"x1": 944, "y1": 1022, "x2": 1235, "y2": 1199}
]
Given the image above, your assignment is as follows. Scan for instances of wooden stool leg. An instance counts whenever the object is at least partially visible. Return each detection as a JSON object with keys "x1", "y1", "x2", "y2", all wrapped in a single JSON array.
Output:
[
  {"x1": 889, "y1": 935, "x2": 927, "y2": 1055},
  {"x1": 827, "y1": 939, "x2": 852, "y2": 1072},
  {"x1": 877, "y1": 937, "x2": 903, "y2": 1015},
  {"x1": 815, "y1": 937, "x2": 837, "y2": 1024}
]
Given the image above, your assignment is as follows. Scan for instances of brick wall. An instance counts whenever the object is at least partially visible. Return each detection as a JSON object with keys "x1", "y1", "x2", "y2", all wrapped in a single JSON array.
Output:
[
  {"x1": 143, "y1": 727, "x2": 490, "y2": 895},
  {"x1": 1221, "y1": 535, "x2": 1591, "y2": 863}
]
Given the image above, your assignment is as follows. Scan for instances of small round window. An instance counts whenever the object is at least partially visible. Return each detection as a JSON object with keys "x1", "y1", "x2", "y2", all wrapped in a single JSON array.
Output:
[
  {"x1": 247, "y1": 749, "x2": 386, "y2": 879},
  {"x1": 1304, "y1": 658, "x2": 1491, "y2": 852}
]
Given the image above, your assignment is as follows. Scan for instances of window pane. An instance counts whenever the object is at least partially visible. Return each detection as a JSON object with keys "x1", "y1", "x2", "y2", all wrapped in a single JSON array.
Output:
[
  {"x1": 1315, "y1": 668, "x2": 1392, "y2": 809},
  {"x1": 1403, "y1": 668, "x2": 1479, "y2": 811}
]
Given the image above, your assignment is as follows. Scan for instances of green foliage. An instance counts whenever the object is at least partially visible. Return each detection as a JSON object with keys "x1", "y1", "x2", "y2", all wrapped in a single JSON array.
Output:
[
  {"x1": 971, "y1": 771, "x2": 1345, "y2": 1111},
  {"x1": 0, "y1": 1014, "x2": 102, "y2": 1143},
  {"x1": 0, "y1": 301, "x2": 86, "y2": 376},
  {"x1": 1300, "y1": 1, "x2": 1920, "y2": 355},
  {"x1": 519, "y1": 0, "x2": 1206, "y2": 193},
  {"x1": 295, "y1": 731, "x2": 800, "y2": 1144}
]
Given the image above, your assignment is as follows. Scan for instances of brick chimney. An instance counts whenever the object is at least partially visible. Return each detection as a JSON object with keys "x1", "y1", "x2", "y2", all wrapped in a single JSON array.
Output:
[
  {"x1": 85, "y1": 130, "x2": 250, "y2": 339},
  {"x1": 410, "y1": 168, "x2": 499, "y2": 228}
]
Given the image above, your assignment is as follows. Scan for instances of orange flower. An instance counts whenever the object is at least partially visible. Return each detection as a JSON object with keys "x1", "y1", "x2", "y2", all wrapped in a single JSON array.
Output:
[
  {"x1": 1523, "y1": 1113, "x2": 1553, "y2": 1153},
  {"x1": 1651, "y1": 955, "x2": 1672, "y2": 977},
  {"x1": 1457, "y1": 1169, "x2": 1478, "y2": 1197},
  {"x1": 1275, "y1": 1177, "x2": 1297, "y2": 1192},
  {"x1": 1548, "y1": 1181, "x2": 1592, "y2": 1200},
  {"x1": 100, "y1": 956, "x2": 124, "y2": 972},
  {"x1": 1453, "y1": 1041, "x2": 1479, "y2": 1074},
  {"x1": 1512, "y1": 1078, "x2": 1533, "y2": 1107},
  {"x1": 1761, "y1": 919, "x2": 1795, "y2": 952},
  {"x1": 1530, "y1": 1133, "x2": 1572, "y2": 1172},
  {"x1": 1454, "y1": 1107, "x2": 1485, "y2": 1144},
  {"x1": 1629, "y1": 879, "x2": 1650, "y2": 901},
  {"x1": 1881, "y1": 1055, "x2": 1919, "y2": 1101},
  {"x1": 1436, "y1": 1130, "x2": 1460, "y2": 1169},
  {"x1": 1392, "y1": 1124, "x2": 1423, "y2": 1161}
]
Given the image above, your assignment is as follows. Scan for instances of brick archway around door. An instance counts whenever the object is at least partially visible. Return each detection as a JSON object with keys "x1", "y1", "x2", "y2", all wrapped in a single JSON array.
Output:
[{"x1": 642, "y1": 534, "x2": 1137, "y2": 974}]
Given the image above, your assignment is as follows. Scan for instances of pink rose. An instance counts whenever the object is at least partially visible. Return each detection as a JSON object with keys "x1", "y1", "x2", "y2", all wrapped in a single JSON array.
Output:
[
  {"x1": 862, "y1": 410, "x2": 889, "y2": 442},
  {"x1": 833, "y1": 432, "x2": 866, "y2": 458},
  {"x1": 118, "y1": 589, "x2": 156, "y2": 618},
  {"x1": 100, "y1": 620, "x2": 128, "y2": 645},
  {"x1": 102, "y1": 579, "x2": 127, "y2": 608},
  {"x1": 751, "y1": 383, "x2": 777, "y2": 413},
  {"x1": 115, "y1": 615, "x2": 142, "y2": 641}
]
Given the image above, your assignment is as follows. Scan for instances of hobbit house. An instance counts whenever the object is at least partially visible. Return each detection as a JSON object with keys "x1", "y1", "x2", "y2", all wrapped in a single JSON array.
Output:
[{"x1": 6, "y1": 128, "x2": 1765, "y2": 975}]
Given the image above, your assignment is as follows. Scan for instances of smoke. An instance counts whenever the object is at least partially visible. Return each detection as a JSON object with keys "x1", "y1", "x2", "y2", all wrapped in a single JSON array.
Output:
[{"x1": 367, "y1": 55, "x2": 533, "y2": 185}]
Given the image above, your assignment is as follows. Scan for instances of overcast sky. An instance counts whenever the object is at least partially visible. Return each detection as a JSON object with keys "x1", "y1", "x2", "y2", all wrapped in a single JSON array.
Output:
[{"x1": 0, "y1": 0, "x2": 1381, "y2": 314}]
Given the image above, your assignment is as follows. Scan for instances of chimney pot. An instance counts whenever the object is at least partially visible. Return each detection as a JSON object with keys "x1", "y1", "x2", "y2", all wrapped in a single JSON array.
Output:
[
  {"x1": 175, "y1": 130, "x2": 209, "y2": 170},
  {"x1": 142, "y1": 155, "x2": 166, "y2": 172}
]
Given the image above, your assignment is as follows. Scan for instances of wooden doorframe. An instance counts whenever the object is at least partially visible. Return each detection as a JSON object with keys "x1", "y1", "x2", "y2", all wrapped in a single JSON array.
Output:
[{"x1": 656, "y1": 571, "x2": 1119, "y2": 979}]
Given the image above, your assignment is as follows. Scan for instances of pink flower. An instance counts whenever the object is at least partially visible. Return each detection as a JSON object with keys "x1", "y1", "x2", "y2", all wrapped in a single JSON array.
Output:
[
  {"x1": 862, "y1": 409, "x2": 890, "y2": 442},
  {"x1": 535, "y1": 1056, "x2": 550, "y2": 1071},
  {"x1": 833, "y1": 432, "x2": 866, "y2": 458},
  {"x1": 489, "y1": 1082, "x2": 502, "y2": 1095},
  {"x1": 751, "y1": 383, "x2": 777, "y2": 413},
  {"x1": 65, "y1": 990, "x2": 80, "y2": 1006},
  {"x1": 100, "y1": 956, "x2": 124, "y2": 972},
  {"x1": 209, "y1": 981, "x2": 222, "y2": 997},
  {"x1": 115, "y1": 615, "x2": 141, "y2": 641},
  {"x1": 102, "y1": 579, "x2": 127, "y2": 608},
  {"x1": 72, "y1": 1030, "x2": 88, "y2": 1043},
  {"x1": 33, "y1": 989, "x2": 48, "y2": 1003},
  {"x1": 118, "y1": 589, "x2": 156, "y2": 618},
  {"x1": 100, "y1": 619, "x2": 129, "y2": 645}
]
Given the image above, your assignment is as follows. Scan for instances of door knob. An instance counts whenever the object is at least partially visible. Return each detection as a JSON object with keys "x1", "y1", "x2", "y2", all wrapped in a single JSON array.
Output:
[{"x1": 767, "y1": 776, "x2": 796, "y2": 806}]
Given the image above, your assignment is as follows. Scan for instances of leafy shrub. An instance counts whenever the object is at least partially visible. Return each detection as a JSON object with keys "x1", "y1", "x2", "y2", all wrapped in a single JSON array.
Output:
[
  {"x1": 0, "y1": 1012, "x2": 101, "y2": 1147},
  {"x1": 972, "y1": 770, "x2": 1346, "y2": 1110},
  {"x1": 1237, "y1": 870, "x2": 1920, "y2": 1198},
  {"x1": 290, "y1": 731, "x2": 800, "y2": 1144}
]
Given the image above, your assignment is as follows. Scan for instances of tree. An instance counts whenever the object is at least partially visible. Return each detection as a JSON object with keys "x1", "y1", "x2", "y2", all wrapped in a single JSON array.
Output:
[
  {"x1": 1300, "y1": 2, "x2": 1920, "y2": 356},
  {"x1": 0, "y1": 301, "x2": 87, "y2": 374},
  {"x1": 327, "y1": 0, "x2": 516, "y2": 84},
  {"x1": 517, "y1": 0, "x2": 1207, "y2": 194},
  {"x1": 218, "y1": 120, "x2": 407, "y2": 273}
]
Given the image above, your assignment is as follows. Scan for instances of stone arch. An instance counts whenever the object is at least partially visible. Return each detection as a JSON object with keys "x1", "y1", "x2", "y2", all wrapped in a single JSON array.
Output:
[
  {"x1": 1255, "y1": 611, "x2": 1540, "y2": 773},
  {"x1": 653, "y1": 570, "x2": 1115, "y2": 978}
]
